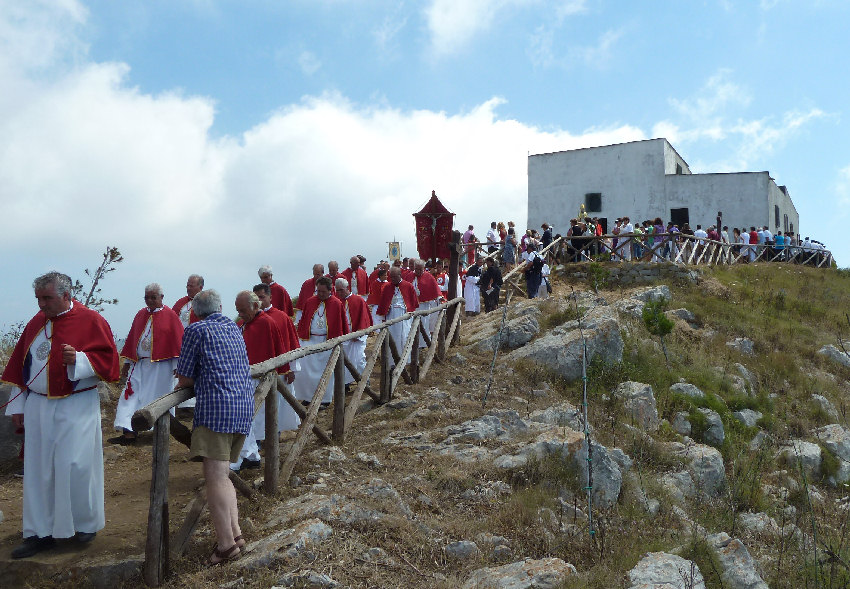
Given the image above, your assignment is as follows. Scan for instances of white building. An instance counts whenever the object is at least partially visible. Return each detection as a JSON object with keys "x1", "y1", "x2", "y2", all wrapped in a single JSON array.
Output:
[{"x1": 527, "y1": 138, "x2": 799, "y2": 237}]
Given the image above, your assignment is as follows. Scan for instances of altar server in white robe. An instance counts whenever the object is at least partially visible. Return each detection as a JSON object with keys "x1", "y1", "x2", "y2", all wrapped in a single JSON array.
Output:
[
  {"x1": 376, "y1": 267, "x2": 419, "y2": 367},
  {"x1": 294, "y1": 277, "x2": 348, "y2": 404},
  {"x1": 464, "y1": 258, "x2": 482, "y2": 315},
  {"x1": 2, "y1": 272, "x2": 120, "y2": 559},
  {"x1": 110, "y1": 283, "x2": 183, "y2": 444},
  {"x1": 335, "y1": 278, "x2": 372, "y2": 387}
]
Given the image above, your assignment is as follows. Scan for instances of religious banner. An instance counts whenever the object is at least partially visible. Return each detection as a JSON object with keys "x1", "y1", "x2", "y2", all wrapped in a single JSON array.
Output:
[
  {"x1": 388, "y1": 242, "x2": 401, "y2": 261},
  {"x1": 413, "y1": 190, "x2": 455, "y2": 261}
]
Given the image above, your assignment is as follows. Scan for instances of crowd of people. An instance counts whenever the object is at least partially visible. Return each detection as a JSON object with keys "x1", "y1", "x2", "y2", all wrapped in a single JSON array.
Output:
[
  {"x1": 0, "y1": 255, "x2": 475, "y2": 564},
  {"x1": 463, "y1": 217, "x2": 832, "y2": 268}
]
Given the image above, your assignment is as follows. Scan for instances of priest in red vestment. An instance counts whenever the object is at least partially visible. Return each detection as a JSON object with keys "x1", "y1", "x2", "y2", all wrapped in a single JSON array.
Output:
[
  {"x1": 325, "y1": 260, "x2": 343, "y2": 299},
  {"x1": 376, "y1": 267, "x2": 419, "y2": 367},
  {"x1": 293, "y1": 277, "x2": 348, "y2": 404},
  {"x1": 335, "y1": 278, "x2": 372, "y2": 388},
  {"x1": 295, "y1": 263, "x2": 324, "y2": 325},
  {"x1": 232, "y1": 290, "x2": 299, "y2": 471},
  {"x1": 366, "y1": 267, "x2": 388, "y2": 325},
  {"x1": 2, "y1": 272, "x2": 119, "y2": 558},
  {"x1": 412, "y1": 259, "x2": 441, "y2": 348},
  {"x1": 172, "y1": 274, "x2": 204, "y2": 328},
  {"x1": 341, "y1": 255, "x2": 369, "y2": 298},
  {"x1": 258, "y1": 264, "x2": 294, "y2": 316},
  {"x1": 110, "y1": 284, "x2": 183, "y2": 444}
]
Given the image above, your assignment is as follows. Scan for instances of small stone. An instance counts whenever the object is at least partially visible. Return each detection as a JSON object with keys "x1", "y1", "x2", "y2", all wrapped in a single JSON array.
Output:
[
  {"x1": 732, "y1": 409, "x2": 762, "y2": 428},
  {"x1": 451, "y1": 375, "x2": 464, "y2": 385},
  {"x1": 726, "y1": 337, "x2": 755, "y2": 356},
  {"x1": 356, "y1": 452, "x2": 383, "y2": 468},
  {"x1": 448, "y1": 353, "x2": 468, "y2": 366},
  {"x1": 492, "y1": 545, "x2": 513, "y2": 560},
  {"x1": 670, "y1": 382, "x2": 705, "y2": 399},
  {"x1": 698, "y1": 408, "x2": 725, "y2": 446},
  {"x1": 289, "y1": 476, "x2": 302, "y2": 488},
  {"x1": 361, "y1": 547, "x2": 389, "y2": 562},
  {"x1": 446, "y1": 540, "x2": 480, "y2": 561}
]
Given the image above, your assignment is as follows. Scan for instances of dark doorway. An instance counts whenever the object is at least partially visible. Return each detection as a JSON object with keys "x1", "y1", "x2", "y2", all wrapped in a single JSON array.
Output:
[
  {"x1": 670, "y1": 207, "x2": 689, "y2": 228},
  {"x1": 598, "y1": 217, "x2": 608, "y2": 234}
]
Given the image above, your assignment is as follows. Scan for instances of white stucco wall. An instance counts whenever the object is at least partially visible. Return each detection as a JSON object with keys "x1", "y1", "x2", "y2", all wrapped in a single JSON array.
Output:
[
  {"x1": 528, "y1": 138, "x2": 800, "y2": 236},
  {"x1": 528, "y1": 138, "x2": 670, "y2": 232}
]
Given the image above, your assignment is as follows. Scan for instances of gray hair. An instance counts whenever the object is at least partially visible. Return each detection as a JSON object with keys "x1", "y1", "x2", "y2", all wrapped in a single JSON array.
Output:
[
  {"x1": 236, "y1": 290, "x2": 260, "y2": 309},
  {"x1": 258, "y1": 265, "x2": 273, "y2": 277},
  {"x1": 335, "y1": 278, "x2": 350, "y2": 290},
  {"x1": 145, "y1": 283, "x2": 163, "y2": 295},
  {"x1": 33, "y1": 271, "x2": 73, "y2": 297},
  {"x1": 188, "y1": 274, "x2": 204, "y2": 287},
  {"x1": 413, "y1": 258, "x2": 426, "y2": 269},
  {"x1": 192, "y1": 289, "x2": 222, "y2": 318}
]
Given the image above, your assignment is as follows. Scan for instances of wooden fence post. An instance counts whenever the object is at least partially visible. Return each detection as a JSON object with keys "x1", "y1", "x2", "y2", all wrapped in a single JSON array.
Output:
[
  {"x1": 332, "y1": 347, "x2": 345, "y2": 441},
  {"x1": 409, "y1": 328, "x2": 420, "y2": 383},
  {"x1": 143, "y1": 412, "x2": 171, "y2": 587},
  {"x1": 264, "y1": 375, "x2": 279, "y2": 494},
  {"x1": 436, "y1": 308, "x2": 447, "y2": 362},
  {"x1": 380, "y1": 333, "x2": 391, "y2": 404}
]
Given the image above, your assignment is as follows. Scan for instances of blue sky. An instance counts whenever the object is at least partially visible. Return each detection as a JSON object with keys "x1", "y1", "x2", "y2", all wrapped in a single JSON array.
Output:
[{"x1": 0, "y1": 0, "x2": 847, "y2": 337}]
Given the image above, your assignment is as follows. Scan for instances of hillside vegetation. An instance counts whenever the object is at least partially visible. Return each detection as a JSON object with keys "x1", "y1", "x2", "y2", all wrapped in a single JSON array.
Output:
[{"x1": 7, "y1": 262, "x2": 850, "y2": 588}]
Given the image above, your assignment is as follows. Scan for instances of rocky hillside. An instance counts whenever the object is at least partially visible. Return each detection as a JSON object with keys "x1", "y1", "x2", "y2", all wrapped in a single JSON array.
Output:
[{"x1": 9, "y1": 262, "x2": 850, "y2": 588}]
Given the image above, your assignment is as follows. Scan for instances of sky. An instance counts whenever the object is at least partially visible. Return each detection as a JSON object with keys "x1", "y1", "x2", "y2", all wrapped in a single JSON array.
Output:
[{"x1": 1, "y1": 0, "x2": 848, "y2": 337}]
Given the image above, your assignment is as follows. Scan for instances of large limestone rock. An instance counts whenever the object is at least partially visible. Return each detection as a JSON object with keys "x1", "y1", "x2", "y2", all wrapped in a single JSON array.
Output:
[
  {"x1": 574, "y1": 439, "x2": 626, "y2": 508},
  {"x1": 732, "y1": 409, "x2": 762, "y2": 428},
  {"x1": 777, "y1": 440, "x2": 822, "y2": 480},
  {"x1": 707, "y1": 532, "x2": 769, "y2": 589},
  {"x1": 462, "y1": 557, "x2": 577, "y2": 589},
  {"x1": 697, "y1": 408, "x2": 725, "y2": 447},
  {"x1": 612, "y1": 381, "x2": 659, "y2": 431},
  {"x1": 671, "y1": 442, "x2": 726, "y2": 498},
  {"x1": 632, "y1": 285, "x2": 672, "y2": 303},
  {"x1": 726, "y1": 338, "x2": 755, "y2": 356},
  {"x1": 444, "y1": 410, "x2": 529, "y2": 444},
  {"x1": 628, "y1": 552, "x2": 705, "y2": 589},
  {"x1": 816, "y1": 424, "x2": 850, "y2": 484},
  {"x1": 670, "y1": 382, "x2": 705, "y2": 400},
  {"x1": 239, "y1": 519, "x2": 333, "y2": 570},
  {"x1": 476, "y1": 314, "x2": 540, "y2": 352},
  {"x1": 506, "y1": 316, "x2": 623, "y2": 382},
  {"x1": 810, "y1": 394, "x2": 841, "y2": 421},
  {"x1": 818, "y1": 344, "x2": 850, "y2": 368},
  {"x1": 528, "y1": 401, "x2": 587, "y2": 433}
]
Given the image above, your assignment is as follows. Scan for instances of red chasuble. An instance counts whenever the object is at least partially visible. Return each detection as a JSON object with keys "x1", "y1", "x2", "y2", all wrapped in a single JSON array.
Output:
[
  {"x1": 414, "y1": 271, "x2": 440, "y2": 303},
  {"x1": 376, "y1": 280, "x2": 419, "y2": 317},
  {"x1": 269, "y1": 282, "x2": 294, "y2": 316},
  {"x1": 263, "y1": 307, "x2": 300, "y2": 373},
  {"x1": 343, "y1": 294, "x2": 373, "y2": 332},
  {"x1": 297, "y1": 296, "x2": 348, "y2": 340},
  {"x1": 241, "y1": 311, "x2": 287, "y2": 375},
  {"x1": 401, "y1": 269, "x2": 416, "y2": 283},
  {"x1": 172, "y1": 295, "x2": 199, "y2": 324},
  {"x1": 325, "y1": 273, "x2": 344, "y2": 299},
  {"x1": 2, "y1": 302, "x2": 120, "y2": 399},
  {"x1": 296, "y1": 277, "x2": 317, "y2": 310},
  {"x1": 120, "y1": 306, "x2": 184, "y2": 362},
  {"x1": 341, "y1": 267, "x2": 369, "y2": 297},
  {"x1": 366, "y1": 279, "x2": 386, "y2": 306}
]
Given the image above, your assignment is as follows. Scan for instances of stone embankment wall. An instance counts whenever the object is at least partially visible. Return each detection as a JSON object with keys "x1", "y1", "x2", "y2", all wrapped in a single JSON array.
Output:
[{"x1": 564, "y1": 261, "x2": 700, "y2": 286}]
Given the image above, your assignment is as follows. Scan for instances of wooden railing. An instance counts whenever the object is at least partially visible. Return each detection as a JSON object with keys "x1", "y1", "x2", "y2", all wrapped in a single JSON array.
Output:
[{"x1": 131, "y1": 297, "x2": 464, "y2": 586}]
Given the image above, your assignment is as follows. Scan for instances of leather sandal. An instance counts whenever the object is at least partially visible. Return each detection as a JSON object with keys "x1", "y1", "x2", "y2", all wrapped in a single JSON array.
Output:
[
  {"x1": 209, "y1": 543, "x2": 240, "y2": 565},
  {"x1": 234, "y1": 535, "x2": 245, "y2": 548}
]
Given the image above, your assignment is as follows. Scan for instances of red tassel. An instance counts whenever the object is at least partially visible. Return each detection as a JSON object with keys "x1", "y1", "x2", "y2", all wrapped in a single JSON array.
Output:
[{"x1": 124, "y1": 383, "x2": 135, "y2": 400}]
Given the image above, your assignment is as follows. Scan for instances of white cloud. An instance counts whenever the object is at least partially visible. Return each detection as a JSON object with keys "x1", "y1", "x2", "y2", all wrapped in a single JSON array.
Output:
[
  {"x1": 0, "y1": 4, "x2": 644, "y2": 334},
  {"x1": 425, "y1": 0, "x2": 586, "y2": 58},
  {"x1": 653, "y1": 70, "x2": 826, "y2": 171},
  {"x1": 298, "y1": 50, "x2": 322, "y2": 75},
  {"x1": 373, "y1": 7, "x2": 408, "y2": 53}
]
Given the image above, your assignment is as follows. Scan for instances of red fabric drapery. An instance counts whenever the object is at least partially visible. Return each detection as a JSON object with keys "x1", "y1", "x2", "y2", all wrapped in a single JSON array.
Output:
[{"x1": 413, "y1": 191, "x2": 455, "y2": 261}]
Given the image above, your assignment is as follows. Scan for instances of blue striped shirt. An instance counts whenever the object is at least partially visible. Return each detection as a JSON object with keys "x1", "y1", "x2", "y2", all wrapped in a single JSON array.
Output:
[{"x1": 177, "y1": 313, "x2": 254, "y2": 435}]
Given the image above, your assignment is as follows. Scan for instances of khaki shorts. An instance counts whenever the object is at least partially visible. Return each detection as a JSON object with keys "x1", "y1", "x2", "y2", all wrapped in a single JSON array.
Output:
[{"x1": 190, "y1": 425, "x2": 246, "y2": 463}]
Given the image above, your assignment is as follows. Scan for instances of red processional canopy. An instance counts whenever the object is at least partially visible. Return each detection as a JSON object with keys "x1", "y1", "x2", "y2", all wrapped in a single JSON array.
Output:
[{"x1": 413, "y1": 190, "x2": 455, "y2": 262}]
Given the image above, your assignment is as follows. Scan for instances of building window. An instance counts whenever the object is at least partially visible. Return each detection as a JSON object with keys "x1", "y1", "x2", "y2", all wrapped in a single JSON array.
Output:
[
  {"x1": 784, "y1": 214, "x2": 789, "y2": 233},
  {"x1": 790, "y1": 222, "x2": 794, "y2": 235},
  {"x1": 775, "y1": 205, "x2": 780, "y2": 228},
  {"x1": 585, "y1": 193, "x2": 602, "y2": 212},
  {"x1": 676, "y1": 163, "x2": 683, "y2": 175},
  {"x1": 670, "y1": 207, "x2": 689, "y2": 228}
]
